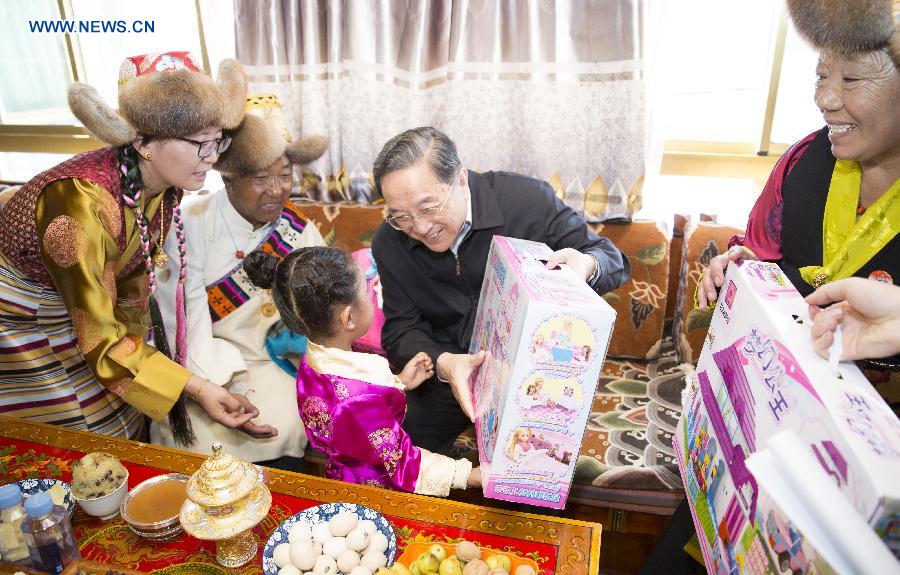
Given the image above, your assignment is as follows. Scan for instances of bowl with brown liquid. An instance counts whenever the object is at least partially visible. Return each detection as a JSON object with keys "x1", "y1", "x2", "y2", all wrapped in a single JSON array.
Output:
[{"x1": 120, "y1": 473, "x2": 189, "y2": 541}]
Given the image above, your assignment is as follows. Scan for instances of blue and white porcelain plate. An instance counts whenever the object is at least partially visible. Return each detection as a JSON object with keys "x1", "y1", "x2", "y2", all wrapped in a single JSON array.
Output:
[
  {"x1": 14, "y1": 478, "x2": 76, "y2": 517},
  {"x1": 262, "y1": 502, "x2": 397, "y2": 574}
]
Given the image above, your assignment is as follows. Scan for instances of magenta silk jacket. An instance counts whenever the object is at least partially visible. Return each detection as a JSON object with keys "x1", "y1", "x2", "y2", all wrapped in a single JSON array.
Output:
[{"x1": 296, "y1": 358, "x2": 422, "y2": 491}]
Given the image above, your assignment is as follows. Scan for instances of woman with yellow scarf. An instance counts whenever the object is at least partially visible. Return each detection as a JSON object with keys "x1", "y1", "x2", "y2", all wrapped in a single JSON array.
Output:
[
  {"x1": 696, "y1": 0, "x2": 900, "y2": 408},
  {"x1": 644, "y1": 2, "x2": 900, "y2": 573}
]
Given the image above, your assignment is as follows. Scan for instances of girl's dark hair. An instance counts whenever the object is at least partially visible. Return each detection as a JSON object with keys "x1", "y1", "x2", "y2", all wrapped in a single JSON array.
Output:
[{"x1": 243, "y1": 247, "x2": 360, "y2": 341}]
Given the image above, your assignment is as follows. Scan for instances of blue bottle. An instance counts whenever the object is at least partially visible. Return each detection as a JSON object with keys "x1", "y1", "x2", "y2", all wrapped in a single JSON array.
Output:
[
  {"x1": 0, "y1": 484, "x2": 31, "y2": 565},
  {"x1": 20, "y1": 491, "x2": 80, "y2": 574}
]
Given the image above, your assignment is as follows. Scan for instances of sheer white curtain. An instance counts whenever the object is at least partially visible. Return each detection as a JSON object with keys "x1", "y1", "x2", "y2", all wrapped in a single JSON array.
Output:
[{"x1": 235, "y1": 0, "x2": 647, "y2": 221}]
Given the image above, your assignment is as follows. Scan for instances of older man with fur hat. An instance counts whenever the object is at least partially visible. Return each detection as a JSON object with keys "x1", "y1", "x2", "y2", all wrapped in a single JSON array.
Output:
[
  {"x1": 0, "y1": 51, "x2": 267, "y2": 445},
  {"x1": 153, "y1": 94, "x2": 328, "y2": 469}
]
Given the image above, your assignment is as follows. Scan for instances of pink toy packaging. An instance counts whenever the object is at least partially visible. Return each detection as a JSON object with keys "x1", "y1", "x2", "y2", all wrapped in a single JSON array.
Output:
[
  {"x1": 350, "y1": 248, "x2": 386, "y2": 356},
  {"x1": 468, "y1": 236, "x2": 616, "y2": 509},
  {"x1": 674, "y1": 260, "x2": 900, "y2": 573}
]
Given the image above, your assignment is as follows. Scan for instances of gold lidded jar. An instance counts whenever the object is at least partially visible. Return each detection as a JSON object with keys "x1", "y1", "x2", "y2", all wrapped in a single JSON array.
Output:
[
  {"x1": 179, "y1": 443, "x2": 271, "y2": 567},
  {"x1": 185, "y1": 442, "x2": 260, "y2": 509}
]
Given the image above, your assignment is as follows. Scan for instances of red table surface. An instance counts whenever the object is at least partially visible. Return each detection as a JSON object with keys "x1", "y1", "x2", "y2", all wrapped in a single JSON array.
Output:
[{"x1": 0, "y1": 418, "x2": 601, "y2": 574}]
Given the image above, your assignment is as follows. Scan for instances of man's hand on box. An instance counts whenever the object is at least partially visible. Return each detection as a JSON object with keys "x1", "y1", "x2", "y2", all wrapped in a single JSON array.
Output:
[
  {"x1": 545, "y1": 248, "x2": 595, "y2": 281},
  {"x1": 399, "y1": 352, "x2": 434, "y2": 390},
  {"x1": 436, "y1": 350, "x2": 486, "y2": 422}
]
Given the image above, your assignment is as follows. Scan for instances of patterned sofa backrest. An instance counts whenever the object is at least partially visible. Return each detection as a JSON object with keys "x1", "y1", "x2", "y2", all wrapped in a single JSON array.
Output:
[
  {"x1": 292, "y1": 200, "x2": 386, "y2": 251},
  {"x1": 672, "y1": 220, "x2": 744, "y2": 364},
  {"x1": 588, "y1": 220, "x2": 670, "y2": 360}
]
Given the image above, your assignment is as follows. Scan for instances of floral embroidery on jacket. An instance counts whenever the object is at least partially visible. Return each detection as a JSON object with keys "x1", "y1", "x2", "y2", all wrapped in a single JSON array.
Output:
[
  {"x1": 368, "y1": 427, "x2": 403, "y2": 477},
  {"x1": 333, "y1": 381, "x2": 350, "y2": 400},
  {"x1": 301, "y1": 396, "x2": 333, "y2": 439}
]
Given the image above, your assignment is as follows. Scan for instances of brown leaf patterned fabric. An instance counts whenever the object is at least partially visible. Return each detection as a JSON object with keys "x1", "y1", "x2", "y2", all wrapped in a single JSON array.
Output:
[{"x1": 590, "y1": 220, "x2": 670, "y2": 360}]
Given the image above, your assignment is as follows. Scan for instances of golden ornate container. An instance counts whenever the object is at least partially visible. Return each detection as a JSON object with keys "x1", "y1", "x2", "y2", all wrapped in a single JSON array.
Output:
[{"x1": 179, "y1": 444, "x2": 271, "y2": 567}]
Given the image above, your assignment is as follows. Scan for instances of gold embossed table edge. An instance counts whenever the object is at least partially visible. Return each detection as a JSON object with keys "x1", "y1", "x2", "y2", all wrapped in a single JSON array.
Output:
[{"x1": 0, "y1": 417, "x2": 600, "y2": 574}]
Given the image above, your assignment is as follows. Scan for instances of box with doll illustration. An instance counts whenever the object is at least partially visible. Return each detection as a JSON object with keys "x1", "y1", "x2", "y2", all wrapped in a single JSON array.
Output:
[{"x1": 468, "y1": 236, "x2": 616, "y2": 508}]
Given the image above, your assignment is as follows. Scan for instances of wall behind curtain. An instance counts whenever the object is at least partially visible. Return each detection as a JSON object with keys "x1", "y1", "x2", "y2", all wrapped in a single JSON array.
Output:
[{"x1": 235, "y1": 0, "x2": 646, "y2": 221}]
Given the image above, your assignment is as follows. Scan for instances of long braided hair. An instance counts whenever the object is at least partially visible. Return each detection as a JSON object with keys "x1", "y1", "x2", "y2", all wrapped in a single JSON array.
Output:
[{"x1": 116, "y1": 143, "x2": 194, "y2": 446}]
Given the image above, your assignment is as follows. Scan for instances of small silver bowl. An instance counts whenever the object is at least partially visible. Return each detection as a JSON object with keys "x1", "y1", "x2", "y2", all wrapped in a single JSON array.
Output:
[{"x1": 119, "y1": 473, "x2": 189, "y2": 541}]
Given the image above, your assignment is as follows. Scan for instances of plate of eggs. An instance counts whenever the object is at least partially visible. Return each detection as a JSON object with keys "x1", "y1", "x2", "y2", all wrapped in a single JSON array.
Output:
[{"x1": 262, "y1": 502, "x2": 397, "y2": 575}]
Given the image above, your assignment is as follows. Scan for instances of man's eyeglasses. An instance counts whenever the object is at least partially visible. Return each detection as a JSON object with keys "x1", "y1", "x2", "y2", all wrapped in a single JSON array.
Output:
[
  {"x1": 176, "y1": 135, "x2": 232, "y2": 158},
  {"x1": 250, "y1": 174, "x2": 294, "y2": 191},
  {"x1": 385, "y1": 179, "x2": 458, "y2": 231}
]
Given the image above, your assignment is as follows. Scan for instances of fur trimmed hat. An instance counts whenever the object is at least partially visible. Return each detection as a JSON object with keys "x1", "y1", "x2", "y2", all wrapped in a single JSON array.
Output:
[
  {"x1": 68, "y1": 51, "x2": 248, "y2": 146},
  {"x1": 214, "y1": 94, "x2": 328, "y2": 176},
  {"x1": 786, "y1": 0, "x2": 899, "y2": 66}
]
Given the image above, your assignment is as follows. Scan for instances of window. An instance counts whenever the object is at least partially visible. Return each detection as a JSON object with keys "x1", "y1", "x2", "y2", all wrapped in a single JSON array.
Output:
[
  {"x1": 0, "y1": 0, "x2": 73, "y2": 125},
  {"x1": 69, "y1": 0, "x2": 205, "y2": 111},
  {"x1": 651, "y1": 1, "x2": 828, "y2": 226},
  {"x1": 0, "y1": 0, "x2": 235, "y2": 178},
  {"x1": 656, "y1": 0, "x2": 825, "y2": 151},
  {"x1": 0, "y1": 152, "x2": 71, "y2": 182},
  {"x1": 641, "y1": 175, "x2": 758, "y2": 229},
  {"x1": 770, "y1": 20, "x2": 822, "y2": 146},
  {"x1": 656, "y1": 0, "x2": 780, "y2": 145}
]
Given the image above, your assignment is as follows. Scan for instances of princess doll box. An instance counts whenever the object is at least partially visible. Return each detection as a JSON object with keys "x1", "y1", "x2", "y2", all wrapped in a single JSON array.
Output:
[
  {"x1": 686, "y1": 260, "x2": 900, "y2": 556},
  {"x1": 468, "y1": 236, "x2": 616, "y2": 509}
]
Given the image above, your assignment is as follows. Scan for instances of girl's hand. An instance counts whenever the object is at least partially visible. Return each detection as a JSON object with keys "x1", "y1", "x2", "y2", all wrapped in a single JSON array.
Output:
[
  {"x1": 467, "y1": 466, "x2": 482, "y2": 488},
  {"x1": 399, "y1": 352, "x2": 434, "y2": 390}
]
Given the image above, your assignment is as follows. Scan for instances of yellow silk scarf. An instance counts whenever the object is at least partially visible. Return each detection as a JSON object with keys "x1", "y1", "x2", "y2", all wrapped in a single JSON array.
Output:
[{"x1": 799, "y1": 160, "x2": 900, "y2": 288}]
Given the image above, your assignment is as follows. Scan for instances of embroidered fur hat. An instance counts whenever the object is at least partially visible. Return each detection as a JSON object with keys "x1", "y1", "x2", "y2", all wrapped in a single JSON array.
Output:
[
  {"x1": 786, "y1": 0, "x2": 900, "y2": 66},
  {"x1": 68, "y1": 51, "x2": 248, "y2": 146},
  {"x1": 214, "y1": 94, "x2": 328, "y2": 175}
]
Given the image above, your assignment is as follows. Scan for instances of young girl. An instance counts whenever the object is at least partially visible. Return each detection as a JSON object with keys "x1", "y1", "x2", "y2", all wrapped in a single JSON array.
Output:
[{"x1": 244, "y1": 246, "x2": 480, "y2": 496}]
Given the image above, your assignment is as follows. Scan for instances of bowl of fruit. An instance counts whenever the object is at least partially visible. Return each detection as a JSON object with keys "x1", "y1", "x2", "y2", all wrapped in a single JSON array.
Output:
[{"x1": 394, "y1": 541, "x2": 539, "y2": 575}]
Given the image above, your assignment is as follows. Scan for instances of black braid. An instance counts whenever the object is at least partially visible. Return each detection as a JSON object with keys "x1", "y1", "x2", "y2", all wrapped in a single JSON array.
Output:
[
  {"x1": 282, "y1": 253, "x2": 310, "y2": 335},
  {"x1": 117, "y1": 144, "x2": 144, "y2": 202}
]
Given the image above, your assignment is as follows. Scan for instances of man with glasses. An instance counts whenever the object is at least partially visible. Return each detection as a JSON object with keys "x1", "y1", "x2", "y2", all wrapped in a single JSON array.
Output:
[
  {"x1": 154, "y1": 94, "x2": 328, "y2": 471},
  {"x1": 372, "y1": 126, "x2": 630, "y2": 455}
]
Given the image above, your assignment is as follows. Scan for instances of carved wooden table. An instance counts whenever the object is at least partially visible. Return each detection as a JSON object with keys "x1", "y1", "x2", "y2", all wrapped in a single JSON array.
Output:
[{"x1": 0, "y1": 417, "x2": 600, "y2": 574}]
